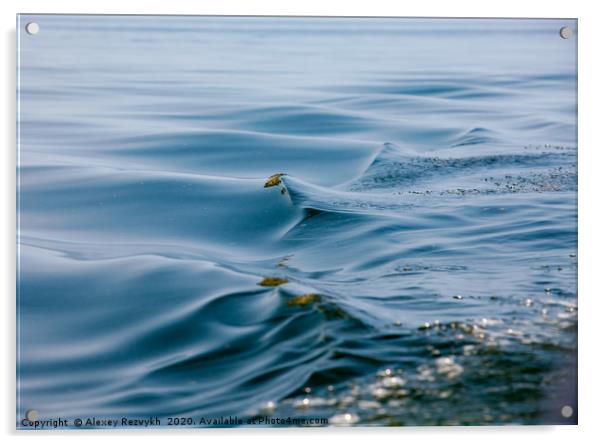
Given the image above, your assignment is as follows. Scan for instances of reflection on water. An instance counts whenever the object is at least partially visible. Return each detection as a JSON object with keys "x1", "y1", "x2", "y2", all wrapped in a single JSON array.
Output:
[{"x1": 17, "y1": 16, "x2": 577, "y2": 426}]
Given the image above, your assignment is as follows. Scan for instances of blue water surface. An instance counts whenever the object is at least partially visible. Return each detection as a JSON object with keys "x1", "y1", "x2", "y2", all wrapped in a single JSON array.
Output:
[{"x1": 17, "y1": 16, "x2": 577, "y2": 427}]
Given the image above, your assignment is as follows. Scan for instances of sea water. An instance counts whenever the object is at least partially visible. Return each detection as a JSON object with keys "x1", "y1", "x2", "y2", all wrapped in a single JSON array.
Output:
[{"x1": 17, "y1": 16, "x2": 577, "y2": 426}]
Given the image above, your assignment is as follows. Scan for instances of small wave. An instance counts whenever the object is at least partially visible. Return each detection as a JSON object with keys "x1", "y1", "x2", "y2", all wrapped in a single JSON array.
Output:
[
  {"x1": 264, "y1": 142, "x2": 576, "y2": 219},
  {"x1": 451, "y1": 127, "x2": 499, "y2": 147},
  {"x1": 280, "y1": 175, "x2": 413, "y2": 216}
]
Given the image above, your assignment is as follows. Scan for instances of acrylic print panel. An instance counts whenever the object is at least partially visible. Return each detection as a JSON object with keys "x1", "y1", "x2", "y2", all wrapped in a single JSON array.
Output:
[{"x1": 16, "y1": 15, "x2": 577, "y2": 428}]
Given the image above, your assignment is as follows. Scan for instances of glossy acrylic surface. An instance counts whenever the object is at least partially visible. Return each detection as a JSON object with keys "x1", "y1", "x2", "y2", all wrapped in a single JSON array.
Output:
[{"x1": 17, "y1": 16, "x2": 577, "y2": 427}]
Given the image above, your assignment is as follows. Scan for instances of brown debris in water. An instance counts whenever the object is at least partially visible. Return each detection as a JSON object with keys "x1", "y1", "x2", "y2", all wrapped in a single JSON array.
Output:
[
  {"x1": 258, "y1": 277, "x2": 289, "y2": 287},
  {"x1": 287, "y1": 293, "x2": 321, "y2": 307},
  {"x1": 264, "y1": 173, "x2": 286, "y2": 188}
]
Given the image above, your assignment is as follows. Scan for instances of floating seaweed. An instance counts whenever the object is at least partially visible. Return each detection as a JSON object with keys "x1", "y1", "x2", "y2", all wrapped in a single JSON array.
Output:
[
  {"x1": 258, "y1": 277, "x2": 289, "y2": 286},
  {"x1": 264, "y1": 173, "x2": 286, "y2": 188},
  {"x1": 287, "y1": 293, "x2": 321, "y2": 307}
]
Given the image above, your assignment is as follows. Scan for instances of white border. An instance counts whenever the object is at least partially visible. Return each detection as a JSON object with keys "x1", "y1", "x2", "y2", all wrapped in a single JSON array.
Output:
[{"x1": 3, "y1": 0, "x2": 600, "y2": 442}]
